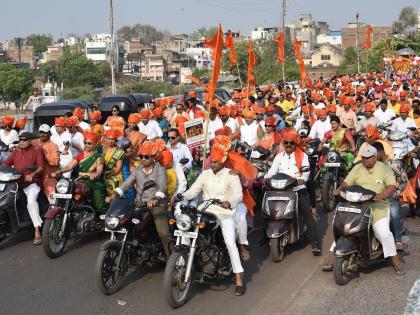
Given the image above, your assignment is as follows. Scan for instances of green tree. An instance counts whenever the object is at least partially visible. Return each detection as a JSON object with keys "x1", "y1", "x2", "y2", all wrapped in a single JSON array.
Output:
[
  {"x1": 118, "y1": 81, "x2": 177, "y2": 97},
  {"x1": 40, "y1": 61, "x2": 59, "y2": 82},
  {"x1": 26, "y1": 33, "x2": 53, "y2": 54},
  {"x1": 338, "y1": 47, "x2": 358, "y2": 74},
  {"x1": 190, "y1": 27, "x2": 218, "y2": 40},
  {"x1": 58, "y1": 48, "x2": 104, "y2": 88},
  {"x1": 0, "y1": 64, "x2": 35, "y2": 102},
  {"x1": 61, "y1": 85, "x2": 97, "y2": 102},
  {"x1": 117, "y1": 24, "x2": 167, "y2": 44}
]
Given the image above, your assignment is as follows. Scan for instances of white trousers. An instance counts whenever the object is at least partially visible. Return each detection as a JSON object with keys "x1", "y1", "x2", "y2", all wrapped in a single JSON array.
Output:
[
  {"x1": 219, "y1": 217, "x2": 244, "y2": 274},
  {"x1": 235, "y1": 203, "x2": 248, "y2": 245},
  {"x1": 330, "y1": 212, "x2": 397, "y2": 258},
  {"x1": 23, "y1": 183, "x2": 42, "y2": 227}
]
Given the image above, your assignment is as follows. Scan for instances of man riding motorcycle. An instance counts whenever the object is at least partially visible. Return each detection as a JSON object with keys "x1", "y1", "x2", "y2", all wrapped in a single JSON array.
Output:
[
  {"x1": 114, "y1": 141, "x2": 173, "y2": 258},
  {"x1": 2, "y1": 132, "x2": 45, "y2": 245},
  {"x1": 264, "y1": 129, "x2": 321, "y2": 255},
  {"x1": 171, "y1": 144, "x2": 246, "y2": 296}
]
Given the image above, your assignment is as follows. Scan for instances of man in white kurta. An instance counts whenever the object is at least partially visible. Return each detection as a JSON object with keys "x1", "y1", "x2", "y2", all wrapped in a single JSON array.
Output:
[
  {"x1": 309, "y1": 112, "x2": 331, "y2": 140},
  {"x1": 179, "y1": 146, "x2": 245, "y2": 292}
]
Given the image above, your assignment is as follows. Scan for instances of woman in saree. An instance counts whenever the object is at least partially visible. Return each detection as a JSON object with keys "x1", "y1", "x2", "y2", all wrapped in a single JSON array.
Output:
[
  {"x1": 116, "y1": 137, "x2": 137, "y2": 200},
  {"x1": 318, "y1": 115, "x2": 356, "y2": 169},
  {"x1": 125, "y1": 113, "x2": 146, "y2": 154},
  {"x1": 88, "y1": 111, "x2": 105, "y2": 139},
  {"x1": 103, "y1": 129, "x2": 125, "y2": 196},
  {"x1": 256, "y1": 117, "x2": 281, "y2": 150},
  {"x1": 52, "y1": 130, "x2": 107, "y2": 213},
  {"x1": 104, "y1": 105, "x2": 126, "y2": 134}
]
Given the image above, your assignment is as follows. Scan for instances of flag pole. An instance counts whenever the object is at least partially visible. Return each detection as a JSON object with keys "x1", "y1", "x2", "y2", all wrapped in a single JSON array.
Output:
[
  {"x1": 235, "y1": 63, "x2": 243, "y2": 88},
  {"x1": 282, "y1": 62, "x2": 286, "y2": 82}
]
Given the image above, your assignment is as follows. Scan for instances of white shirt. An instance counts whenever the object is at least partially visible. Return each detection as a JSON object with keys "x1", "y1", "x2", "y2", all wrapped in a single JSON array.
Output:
[
  {"x1": 25, "y1": 95, "x2": 42, "y2": 112},
  {"x1": 223, "y1": 117, "x2": 238, "y2": 133},
  {"x1": 265, "y1": 151, "x2": 310, "y2": 183},
  {"x1": 69, "y1": 131, "x2": 84, "y2": 157},
  {"x1": 390, "y1": 117, "x2": 417, "y2": 133},
  {"x1": 257, "y1": 120, "x2": 266, "y2": 132},
  {"x1": 240, "y1": 121, "x2": 259, "y2": 146},
  {"x1": 356, "y1": 116, "x2": 380, "y2": 133},
  {"x1": 207, "y1": 117, "x2": 223, "y2": 143},
  {"x1": 167, "y1": 142, "x2": 193, "y2": 171},
  {"x1": 79, "y1": 121, "x2": 90, "y2": 131},
  {"x1": 174, "y1": 163, "x2": 187, "y2": 195},
  {"x1": 309, "y1": 118, "x2": 331, "y2": 140},
  {"x1": 374, "y1": 108, "x2": 396, "y2": 124},
  {"x1": 0, "y1": 129, "x2": 18, "y2": 146},
  {"x1": 51, "y1": 131, "x2": 72, "y2": 153},
  {"x1": 314, "y1": 102, "x2": 326, "y2": 109},
  {"x1": 138, "y1": 120, "x2": 163, "y2": 140}
]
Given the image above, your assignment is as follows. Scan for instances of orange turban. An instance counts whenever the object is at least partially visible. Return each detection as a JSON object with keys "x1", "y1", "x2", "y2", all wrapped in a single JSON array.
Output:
[
  {"x1": 302, "y1": 106, "x2": 310, "y2": 114},
  {"x1": 66, "y1": 116, "x2": 79, "y2": 127},
  {"x1": 356, "y1": 86, "x2": 364, "y2": 93},
  {"x1": 2, "y1": 115, "x2": 14, "y2": 127},
  {"x1": 140, "y1": 109, "x2": 151, "y2": 119},
  {"x1": 215, "y1": 126, "x2": 232, "y2": 137},
  {"x1": 282, "y1": 128, "x2": 301, "y2": 146},
  {"x1": 15, "y1": 116, "x2": 27, "y2": 130},
  {"x1": 390, "y1": 94, "x2": 397, "y2": 101},
  {"x1": 210, "y1": 99, "x2": 220, "y2": 108},
  {"x1": 83, "y1": 130, "x2": 100, "y2": 144},
  {"x1": 157, "y1": 149, "x2": 173, "y2": 167},
  {"x1": 139, "y1": 141, "x2": 157, "y2": 156},
  {"x1": 400, "y1": 105, "x2": 411, "y2": 113},
  {"x1": 174, "y1": 115, "x2": 188, "y2": 126},
  {"x1": 265, "y1": 117, "x2": 276, "y2": 126},
  {"x1": 212, "y1": 135, "x2": 232, "y2": 151},
  {"x1": 219, "y1": 106, "x2": 230, "y2": 116},
  {"x1": 154, "y1": 138, "x2": 166, "y2": 154},
  {"x1": 55, "y1": 116, "x2": 67, "y2": 127},
  {"x1": 153, "y1": 107, "x2": 163, "y2": 118},
  {"x1": 316, "y1": 109, "x2": 328, "y2": 118},
  {"x1": 265, "y1": 105, "x2": 275, "y2": 112},
  {"x1": 188, "y1": 90, "x2": 197, "y2": 98},
  {"x1": 324, "y1": 89, "x2": 334, "y2": 99},
  {"x1": 365, "y1": 125, "x2": 381, "y2": 140},
  {"x1": 343, "y1": 97, "x2": 355, "y2": 106},
  {"x1": 364, "y1": 103, "x2": 376, "y2": 112},
  {"x1": 327, "y1": 104, "x2": 337, "y2": 113},
  {"x1": 128, "y1": 113, "x2": 141, "y2": 124},
  {"x1": 242, "y1": 109, "x2": 255, "y2": 119},
  {"x1": 255, "y1": 107, "x2": 266, "y2": 115},
  {"x1": 88, "y1": 111, "x2": 102, "y2": 121},
  {"x1": 104, "y1": 128, "x2": 122, "y2": 139},
  {"x1": 73, "y1": 107, "x2": 85, "y2": 119},
  {"x1": 400, "y1": 90, "x2": 408, "y2": 98},
  {"x1": 210, "y1": 144, "x2": 228, "y2": 163},
  {"x1": 312, "y1": 93, "x2": 321, "y2": 102}
]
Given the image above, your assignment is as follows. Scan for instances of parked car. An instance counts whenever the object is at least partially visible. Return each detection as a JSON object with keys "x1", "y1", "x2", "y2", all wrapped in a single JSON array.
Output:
[
  {"x1": 98, "y1": 93, "x2": 152, "y2": 123},
  {"x1": 183, "y1": 88, "x2": 231, "y2": 105}
]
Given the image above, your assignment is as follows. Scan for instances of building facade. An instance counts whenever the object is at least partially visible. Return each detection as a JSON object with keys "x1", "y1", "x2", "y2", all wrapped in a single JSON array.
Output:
[
  {"x1": 341, "y1": 23, "x2": 393, "y2": 50},
  {"x1": 310, "y1": 43, "x2": 342, "y2": 67}
]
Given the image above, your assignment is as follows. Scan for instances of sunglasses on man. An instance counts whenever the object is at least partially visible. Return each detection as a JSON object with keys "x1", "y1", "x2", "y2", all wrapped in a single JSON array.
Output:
[
  {"x1": 284, "y1": 141, "x2": 295, "y2": 145},
  {"x1": 19, "y1": 138, "x2": 29, "y2": 142},
  {"x1": 139, "y1": 154, "x2": 151, "y2": 160}
]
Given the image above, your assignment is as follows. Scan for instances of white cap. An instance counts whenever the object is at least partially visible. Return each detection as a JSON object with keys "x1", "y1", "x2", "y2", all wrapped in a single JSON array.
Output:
[
  {"x1": 361, "y1": 144, "x2": 377, "y2": 158},
  {"x1": 39, "y1": 124, "x2": 51, "y2": 133}
]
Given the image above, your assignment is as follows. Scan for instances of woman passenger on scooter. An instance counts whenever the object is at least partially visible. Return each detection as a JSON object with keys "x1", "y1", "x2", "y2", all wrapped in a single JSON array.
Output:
[{"x1": 52, "y1": 130, "x2": 107, "y2": 214}]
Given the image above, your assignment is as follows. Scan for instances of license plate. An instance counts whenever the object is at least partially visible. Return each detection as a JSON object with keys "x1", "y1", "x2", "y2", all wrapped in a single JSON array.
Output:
[
  {"x1": 338, "y1": 206, "x2": 361, "y2": 214},
  {"x1": 104, "y1": 227, "x2": 127, "y2": 233},
  {"x1": 267, "y1": 196, "x2": 290, "y2": 201},
  {"x1": 0, "y1": 183, "x2": 5, "y2": 191},
  {"x1": 53, "y1": 193, "x2": 72, "y2": 199},
  {"x1": 324, "y1": 162, "x2": 340, "y2": 167},
  {"x1": 174, "y1": 230, "x2": 198, "y2": 239}
]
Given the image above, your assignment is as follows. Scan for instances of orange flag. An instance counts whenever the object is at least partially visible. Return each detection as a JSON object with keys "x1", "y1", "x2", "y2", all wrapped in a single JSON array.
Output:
[
  {"x1": 274, "y1": 32, "x2": 285, "y2": 64},
  {"x1": 187, "y1": 75, "x2": 202, "y2": 87},
  {"x1": 294, "y1": 39, "x2": 307, "y2": 81},
  {"x1": 225, "y1": 31, "x2": 237, "y2": 65},
  {"x1": 247, "y1": 40, "x2": 256, "y2": 86},
  {"x1": 204, "y1": 24, "x2": 224, "y2": 102},
  {"x1": 364, "y1": 25, "x2": 373, "y2": 49}
]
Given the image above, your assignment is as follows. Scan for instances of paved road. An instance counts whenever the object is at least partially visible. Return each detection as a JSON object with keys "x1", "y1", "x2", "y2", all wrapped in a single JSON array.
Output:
[{"x1": 0, "y1": 208, "x2": 419, "y2": 315}]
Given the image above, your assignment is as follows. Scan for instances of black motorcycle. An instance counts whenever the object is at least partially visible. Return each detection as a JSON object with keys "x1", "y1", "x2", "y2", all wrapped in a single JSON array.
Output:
[
  {"x1": 321, "y1": 148, "x2": 350, "y2": 212},
  {"x1": 332, "y1": 185, "x2": 382, "y2": 285},
  {"x1": 96, "y1": 180, "x2": 166, "y2": 295},
  {"x1": 262, "y1": 167, "x2": 310, "y2": 262},
  {"x1": 164, "y1": 198, "x2": 232, "y2": 308},
  {"x1": 0, "y1": 166, "x2": 48, "y2": 244},
  {"x1": 42, "y1": 173, "x2": 104, "y2": 258}
]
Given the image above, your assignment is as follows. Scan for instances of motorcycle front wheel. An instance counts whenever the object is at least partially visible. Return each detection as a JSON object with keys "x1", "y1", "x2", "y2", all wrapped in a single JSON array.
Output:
[
  {"x1": 164, "y1": 251, "x2": 192, "y2": 308},
  {"x1": 333, "y1": 257, "x2": 352, "y2": 285},
  {"x1": 96, "y1": 242, "x2": 128, "y2": 295},
  {"x1": 322, "y1": 177, "x2": 336, "y2": 212},
  {"x1": 42, "y1": 213, "x2": 68, "y2": 258},
  {"x1": 270, "y1": 238, "x2": 285, "y2": 262}
]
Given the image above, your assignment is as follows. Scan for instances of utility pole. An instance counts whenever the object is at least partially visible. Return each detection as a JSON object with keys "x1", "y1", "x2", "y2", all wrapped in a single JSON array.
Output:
[
  {"x1": 109, "y1": 0, "x2": 116, "y2": 94},
  {"x1": 281, "y1": 0, "x2": 286, "y2": 82},
  {"x1": 356, "y1": 12, "x2": 360, "y2": 73}
]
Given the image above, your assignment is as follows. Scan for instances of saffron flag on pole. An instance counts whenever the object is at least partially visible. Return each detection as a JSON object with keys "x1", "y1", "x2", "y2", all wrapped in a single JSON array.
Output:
[
  {"x1": 247, "y1": 40, "x2": 256, "y2": 86},
  {"x1": 204, "y1": 24, "x2": 224, "y2": 102},
  {"x1": 364, "y1": 25, "x2": 373, "y2": 49},
  {"x1": 225, "y1": 31, "x2": 237, "y2": 66},
  {"x1": 274, "y1": 32, "x2": 285, "y2": 64},
  {"x1": 294, "y1": 39, "x2": 307, "y2": 82}
]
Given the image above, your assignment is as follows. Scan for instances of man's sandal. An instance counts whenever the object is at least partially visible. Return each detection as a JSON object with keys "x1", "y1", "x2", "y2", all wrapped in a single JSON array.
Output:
[{"x1": 392, "y1": 262, "x2": 405, "y2": 275}]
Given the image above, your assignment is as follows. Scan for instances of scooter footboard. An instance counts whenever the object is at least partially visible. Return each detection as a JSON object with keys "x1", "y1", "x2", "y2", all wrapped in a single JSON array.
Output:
[
  {"x1": 267, "y1": 220, "x2": 287, "y2": 238},
  {"x1": 334, "y1": 236, "x2": 359, "y2": 257}
]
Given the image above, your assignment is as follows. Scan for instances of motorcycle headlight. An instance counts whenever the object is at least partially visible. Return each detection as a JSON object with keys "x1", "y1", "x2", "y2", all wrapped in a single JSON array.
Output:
[
  {"x1": 270, "y1": 179, "x2": 288, "y2": 189},
  {"x1": 305, "y1": 147, "x2": 314, "y2": 155},
  {"x1": 176, "y1": 214, "x2": 192, "y2": 231},
  {"x1": 105, "y1": 217, "x2": 120, "y2": 229},
  {"x1": 56, "y1": 179, "x2": 70, "y2": 194},
  {"x1": 344, "y1": 191, "x2": 363, "y2": 203},
  {"x1": 0, "y1": 173, "x2": 20, "y2": 181},
  {"x1": 327, "y1": 152, "x2": 338, "y2": 162}
]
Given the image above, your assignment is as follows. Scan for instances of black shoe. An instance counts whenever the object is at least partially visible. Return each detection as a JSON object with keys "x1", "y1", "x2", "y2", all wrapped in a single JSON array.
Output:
[
  {"x1": 235, "y1": 285, "x2": 246, "y2": 296},
  {"x1": 311, "y1": 242, "x2": 321, "y2": 256}
]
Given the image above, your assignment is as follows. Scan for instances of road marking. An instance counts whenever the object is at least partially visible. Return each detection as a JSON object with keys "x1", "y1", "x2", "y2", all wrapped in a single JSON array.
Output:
[{"x1": 405, "y1": 277, "x2": 420, "y2": 315}]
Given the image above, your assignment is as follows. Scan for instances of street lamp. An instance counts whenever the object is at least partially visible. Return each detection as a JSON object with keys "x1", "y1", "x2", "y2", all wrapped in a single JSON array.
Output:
[
  {"x1": 356, "y1": 12, "x2": 360, "y2": 73},
  {"x1": 109, "y1": 0, "x2": 116, "y2": 94}
]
